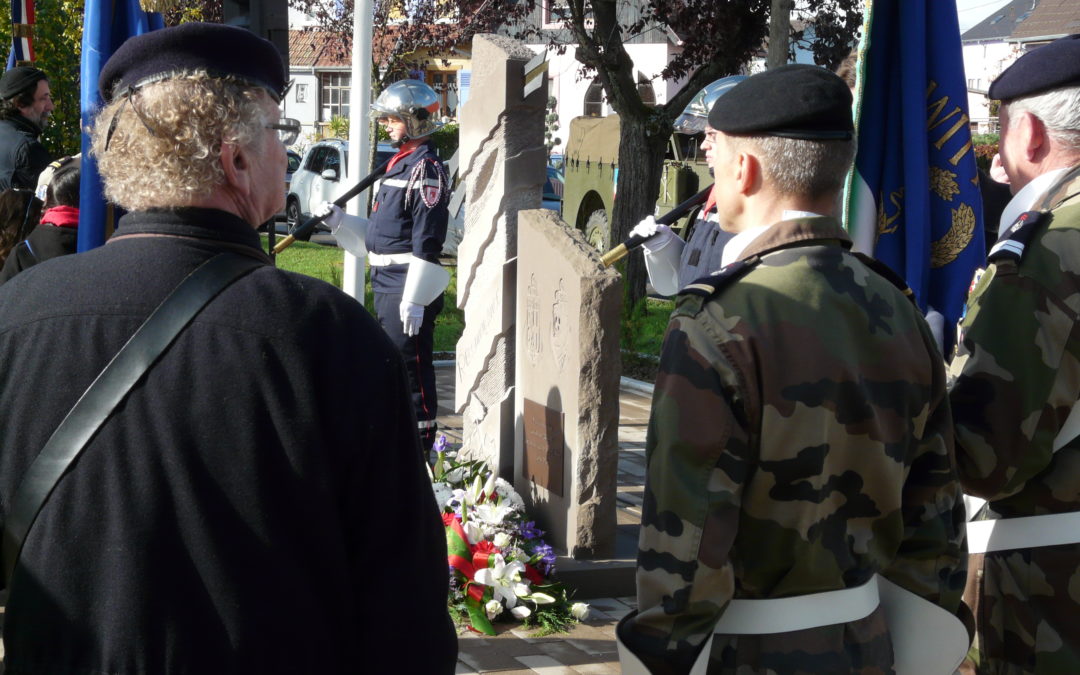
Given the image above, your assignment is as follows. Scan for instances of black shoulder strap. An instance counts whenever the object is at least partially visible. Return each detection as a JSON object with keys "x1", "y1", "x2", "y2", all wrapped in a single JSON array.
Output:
[
  {"x1": 988, "y1": 210, "x2": 1049, "y2": 265},
  {"x1": 1, "y1": 253, "x2": 262, "y2": 585},
  {"x1": 987, "y1": 164, "x2": 1080, "y2": 266},
  {"x1": 681, "y1": 256, "x2": 761, "y2": 299},
  {"x1": 852, "y1": 252, "x2": 917, "y2": 305}
]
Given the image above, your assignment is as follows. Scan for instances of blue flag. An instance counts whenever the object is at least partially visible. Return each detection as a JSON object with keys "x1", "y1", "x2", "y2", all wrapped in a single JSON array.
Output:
[
  {"x1": 845, "y1": 0, "x2": 986, "y2": 352},
  {"x1": 78, "y1": 2, "x2": 163, "y2": 252}
]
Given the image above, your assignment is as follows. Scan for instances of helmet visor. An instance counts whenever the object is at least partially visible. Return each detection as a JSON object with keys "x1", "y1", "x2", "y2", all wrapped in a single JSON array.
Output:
[{"x1": 673, "y1": 113, "x2": 707, "y2": 135}]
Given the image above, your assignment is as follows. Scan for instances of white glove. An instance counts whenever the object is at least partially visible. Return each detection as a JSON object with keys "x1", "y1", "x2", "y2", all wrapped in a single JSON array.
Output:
[
  {"x1": 400, "y1": 300, "x2": 425, "y2": 337},
  {"x1": 315, "y1": 201, "x2": 344, "y2": 229},
  {"x1": 317, "y1": 201, "x2": 370, "y2": 257},
  {"x1": 632, "y1": 216, "x2": 677, "y2": 253}
]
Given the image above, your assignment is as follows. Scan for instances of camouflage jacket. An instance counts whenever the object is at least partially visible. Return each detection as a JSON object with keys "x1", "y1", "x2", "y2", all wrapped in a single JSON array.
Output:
[
  {"x1": 948, "y1": 169, "x2": 1080, "y2": 673},
  {"x1": 949, "y1": 169, "x2": 1080, "y2": 516},
  {"x1": 620, "y1": 216, "x2": 967, "y2": 674}
]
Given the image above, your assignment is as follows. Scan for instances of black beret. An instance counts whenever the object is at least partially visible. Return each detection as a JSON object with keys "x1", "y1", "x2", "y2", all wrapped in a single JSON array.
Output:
[
  {"x1": 708, "y1": 64, "x2": 853, "y2": 140},
  {"x1": 0, "y1": 66, "x2": 47, "y2": 99},
  {"x1": 98, "y1": 22, "x2": 286, "y2": 103},
  {"x1": 989, "y1": 34, "x2": 1080, "y2": 102}
]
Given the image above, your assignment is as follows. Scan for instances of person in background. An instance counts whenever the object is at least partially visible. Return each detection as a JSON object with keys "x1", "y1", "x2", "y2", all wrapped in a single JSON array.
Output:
[
  {"x1": 0, "y1": 188, "x2": 42, "y2": 267},
  {"x1": 318, "y1": 79, "x2": 450, "y2": 451},
  {"x1": 630, "y1": 76, "x2": 744, "y2": 297},
  {"x1": 949, "y1": 33, "x2": 1080, "y2": 673},
  {"x1": 0, "y1": 154, "x2": 80, "y2": 283},
  {"x1": 617, "y1": 65, "x2": 969, "y2": 674},
  {"x1": 0, "y1": 66, "x2": 53, "y2": 191},
  {"x1": 0, "y1": 23, "x2": 456, "y2": 674}
]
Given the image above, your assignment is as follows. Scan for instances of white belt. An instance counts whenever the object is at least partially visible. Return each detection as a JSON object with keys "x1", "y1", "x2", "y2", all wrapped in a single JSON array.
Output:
[
  {"x1": 368, "y1": 252, "x2": 414, "y2": 266},
  {"x1": 967, "y1": 511, "x2": 1080, "y2": 554},
  {"x1": 712, "y1": 575, "x2": 878, "y2": 634},
  {"x1": 618, "y1": 574, "x2": 969, "y2": 675}
]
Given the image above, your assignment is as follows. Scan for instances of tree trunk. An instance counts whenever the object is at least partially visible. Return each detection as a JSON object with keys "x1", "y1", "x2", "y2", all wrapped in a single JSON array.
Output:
[
  {"x1": 767, "y1": 0, "x2": 795, "y2": 70},
  {"x1": 611, "y1": 113, "x2": 673, "y2": 309}
]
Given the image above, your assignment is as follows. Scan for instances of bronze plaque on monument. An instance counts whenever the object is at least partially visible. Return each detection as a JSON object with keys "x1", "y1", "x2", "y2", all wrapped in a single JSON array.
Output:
[{"x1": 522, "y1": 398, "x2": 564, "y2": 496}]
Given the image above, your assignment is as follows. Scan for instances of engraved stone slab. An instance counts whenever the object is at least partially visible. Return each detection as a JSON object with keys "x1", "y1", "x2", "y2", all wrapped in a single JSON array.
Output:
[
  {"x1": 454, "y1": 34, "x2": 548, "y2": 477},
  {"x1": 514, "y1": 209, "x2": 622, "y2": 559}
]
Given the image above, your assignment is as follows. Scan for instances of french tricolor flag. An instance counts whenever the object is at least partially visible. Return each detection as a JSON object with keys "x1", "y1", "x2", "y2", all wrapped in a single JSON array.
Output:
[{"x1": 10, "y1": 0, "x2": 35, "y2": 65}]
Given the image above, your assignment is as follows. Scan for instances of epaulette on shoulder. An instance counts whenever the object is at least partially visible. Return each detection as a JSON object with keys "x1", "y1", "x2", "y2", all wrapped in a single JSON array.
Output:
[
  {"x1": 681, "y1": 256, "x2": 760, "y2": 299},
  {"x1": 988, "y1": 210, "x2": 1050, "y2": 264},
  {"x1": 851, "y1": 252, "x2": 917, "y2": 305}
]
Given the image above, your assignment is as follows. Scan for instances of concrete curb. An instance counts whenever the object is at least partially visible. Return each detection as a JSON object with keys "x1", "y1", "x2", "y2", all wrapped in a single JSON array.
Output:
[
  {"x1": 437, "y1": 358, "x2": 655, "y2": 398},
  {"x1": 619, "y1": 376, "x2": 654, "y2": 396}
]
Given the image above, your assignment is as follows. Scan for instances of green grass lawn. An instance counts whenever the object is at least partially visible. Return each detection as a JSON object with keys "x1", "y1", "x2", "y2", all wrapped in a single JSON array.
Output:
[
  {"x1": 267, "y1": 237, "x2": 466, "y2": 353},
  {"x1": 265, "y1": 236, "x2": 673, "y2": 368}
]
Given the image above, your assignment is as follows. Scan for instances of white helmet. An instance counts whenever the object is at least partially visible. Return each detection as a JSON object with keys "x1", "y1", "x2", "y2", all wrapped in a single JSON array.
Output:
[
  {"x1": 673, "y1": 75, "x2": 747, "y2": 135},
  {"x1": 371, "y1": 79, "x2": 444, "y2": 142}
]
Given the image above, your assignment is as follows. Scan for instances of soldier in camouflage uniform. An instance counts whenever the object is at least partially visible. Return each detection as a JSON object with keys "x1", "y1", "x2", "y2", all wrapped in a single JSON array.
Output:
[
  {"x1": 948, "y1": 35, "x2": 1080, "y2": 674},
  {"x1": 617, "y1": 65, "x2": 969, "y2": 674}
]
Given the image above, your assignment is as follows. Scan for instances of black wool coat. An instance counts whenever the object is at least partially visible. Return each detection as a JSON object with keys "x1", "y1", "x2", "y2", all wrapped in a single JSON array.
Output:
[{"x1": 0, "y1": 208, "x2": 457, "y2": 674}]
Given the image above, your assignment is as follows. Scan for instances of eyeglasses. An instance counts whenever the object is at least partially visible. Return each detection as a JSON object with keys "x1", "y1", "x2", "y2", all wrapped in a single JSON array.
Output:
[{"x1": 267, "y1": 117, "x2": 301, "y2": 145}]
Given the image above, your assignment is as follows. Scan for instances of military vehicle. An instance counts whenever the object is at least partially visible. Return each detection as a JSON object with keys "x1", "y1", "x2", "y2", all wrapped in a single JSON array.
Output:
[
  {"x1": 560, "y1": 114, "x2": 713, "y2": 251},
  {"x1": 561, "y1": 77, "x2": 748, "y2": 252}
]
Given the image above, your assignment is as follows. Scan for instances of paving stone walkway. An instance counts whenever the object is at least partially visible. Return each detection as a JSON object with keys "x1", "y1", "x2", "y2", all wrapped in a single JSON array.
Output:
[{"x1": 435, "y1": 363, "x2": 652, "y2": 674}]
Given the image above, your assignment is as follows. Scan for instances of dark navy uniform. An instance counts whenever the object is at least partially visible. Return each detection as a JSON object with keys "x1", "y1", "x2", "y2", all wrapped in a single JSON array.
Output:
[
  {"x1": 676, "y1": 203, "x2": 734, "y2": 291},
  {"x1": 369, "y1": 140, "x2": 449, "y2": 447},
  {"x1": 0, "y1": 208, "x2": 457, "y2": 673}
]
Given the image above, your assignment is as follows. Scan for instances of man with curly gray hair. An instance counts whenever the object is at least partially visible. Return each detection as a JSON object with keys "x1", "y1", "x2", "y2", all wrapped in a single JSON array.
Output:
[{"x1": 0, "y1": 22, "x2": 457, "y2": 674}]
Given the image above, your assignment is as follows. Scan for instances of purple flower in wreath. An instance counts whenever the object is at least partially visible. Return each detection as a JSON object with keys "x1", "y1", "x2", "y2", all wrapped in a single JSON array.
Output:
[
  {"x1": 433, "y1": 435, "x2": 449, "y2": 453},
  {"x1": 519, "y1": 520, "x2": 544, "y2": 540},
  {"x1": 533, "y1": 542, "x2": 557, "y2": 575}
]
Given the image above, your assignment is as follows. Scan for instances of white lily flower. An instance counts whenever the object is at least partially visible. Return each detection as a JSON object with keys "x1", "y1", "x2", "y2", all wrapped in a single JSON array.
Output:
[
  {"x1": 493, "y1": 532, "x2": 511, "y2": 548},
  {"x1": 571, "y1": 602, "x2": 590, "y2": 621},
  {"x1": 468, "y1": 475, "x2": 485, "y2": 504},
  {"x1": 513, "y1": 582, "x2": 531, "y2": 598},
  {"x1": 485, "y1": 599, "x2": 503, "y2": 620},
  {"x1": 482, "y1": 471, "x2": 497, "y2": 501},
  {"x1": 463, "y1": 519, "x2": 484, "y2": 545},
  {"x1": 475, "y1": 501, "x2": 514, "y2": 525},
  {"x1": 528, "y1": 592, "x2": 556, "y2": 605},
  {"x1": 444, "y1": 468, "x2": 464, "y2": 484},
  {"x1": 473, "y1": 554, "x2": 528, "y2": 609},
  {"x1": 510, "y1": 605, "x2": 531, "y2": 619}
]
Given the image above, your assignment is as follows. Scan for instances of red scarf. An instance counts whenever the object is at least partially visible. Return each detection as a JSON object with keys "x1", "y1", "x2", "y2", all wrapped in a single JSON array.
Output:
[
  {"x1": 41, "y1": 205, "x2": 79, "y2": 229},
  {"x1": 386, "y1": 139, "x2": 423, "y2": 171}
]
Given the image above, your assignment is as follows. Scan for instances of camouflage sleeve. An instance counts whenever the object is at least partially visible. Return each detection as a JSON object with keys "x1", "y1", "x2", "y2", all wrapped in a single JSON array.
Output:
[
  {"x1": 883, "y1": 329, "x2": 968, "y2": 613},
  {"x1": 948, "y1": 257, "x2": 1080, "y2": 500},
  {"x1": 620, "y1": 311, "x2": 751, "y2": 674}
]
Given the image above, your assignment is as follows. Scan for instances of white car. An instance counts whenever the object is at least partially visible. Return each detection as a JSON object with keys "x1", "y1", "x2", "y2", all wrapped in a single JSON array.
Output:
[{"x1": 285, "y1": 139, "x2": 396, "y2": 234}]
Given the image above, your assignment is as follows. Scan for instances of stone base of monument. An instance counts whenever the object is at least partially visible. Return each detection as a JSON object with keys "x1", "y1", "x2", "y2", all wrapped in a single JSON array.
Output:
[{"x1": 553, "y1": 521, "x2": 638, "y2": 600}]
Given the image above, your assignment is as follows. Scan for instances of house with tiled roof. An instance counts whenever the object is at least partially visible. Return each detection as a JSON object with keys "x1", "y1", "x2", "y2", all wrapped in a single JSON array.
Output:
[
  {"x1": 962, "y1": 0, "x2": 1080, "y2": 133},
  {"x1": 281, "y1": 28, "x2": 470, "y2": 151}
]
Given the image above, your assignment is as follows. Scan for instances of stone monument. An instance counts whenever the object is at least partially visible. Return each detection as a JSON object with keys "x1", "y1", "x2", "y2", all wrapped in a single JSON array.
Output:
[
  {"x1": 455, "y1": 35, "x2": 548, "y2": 476},
  {"x1": 515, "y1": 209, "x2": 621, "y2": 559}
]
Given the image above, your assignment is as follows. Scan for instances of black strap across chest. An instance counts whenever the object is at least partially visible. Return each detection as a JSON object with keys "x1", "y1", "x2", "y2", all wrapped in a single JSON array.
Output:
[{"x1": 1, "y1": 252, "x2": 263, "y2": 585}]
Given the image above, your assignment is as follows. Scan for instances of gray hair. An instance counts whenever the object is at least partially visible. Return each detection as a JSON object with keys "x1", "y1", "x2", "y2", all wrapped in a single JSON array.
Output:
[
  {"x1": 89, "y1": 72, "x2": 271, "y2": 211},
  {"x1": 728, "y1": 134, "x2": 857, "y2": 200},
  {"x1": 1005, "y1": 86, "x2": 1080, "y2": 153}
]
